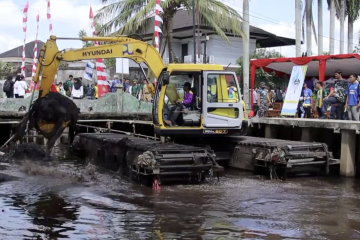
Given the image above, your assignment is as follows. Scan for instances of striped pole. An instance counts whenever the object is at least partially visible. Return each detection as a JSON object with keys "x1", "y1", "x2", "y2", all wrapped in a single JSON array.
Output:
[
  {"x1": 154, "y1": 0, "x2": 163, "y2": 52},
  {"x1": 90, "y1": 6, "x2": 109, "y2": 98},
  {"x1": 30, "y1": 11, "x2": 40, "y2": 91},
  {"x1": 153, "y1": 0, "x2": 164, "y2": 84},
  {"x1": 21, "y1": 1, "x2": 29, "y2": 77},
  {"x1": 31, "y1": 11, "x2": 39, "y2": 79},
  {"x1": 47, "y1": 0, "x2": 53, "y2": 34}
]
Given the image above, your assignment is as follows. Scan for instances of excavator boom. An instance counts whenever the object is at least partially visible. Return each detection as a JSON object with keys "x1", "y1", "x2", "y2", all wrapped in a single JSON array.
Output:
[{"x1": 34, "y1": 35, "x2": 165, "y2": 97}]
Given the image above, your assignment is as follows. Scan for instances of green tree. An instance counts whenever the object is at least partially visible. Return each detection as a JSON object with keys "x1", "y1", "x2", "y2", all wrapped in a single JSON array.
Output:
[
  {"x1": 237, "y1": 48, "x2": 286, "y2": 88},
  {"x1": 79, "y1": 29, "x2": 94, "y2": 47},
  {"x1": 95, "y1": 0, "x2": 245, "y2": 63},
  {"x1": 346, "y1": 0, "x2": 360, "y2": 52},
  {"x1": 0, "y1": 61, "x2": 11, "y2": 79}
]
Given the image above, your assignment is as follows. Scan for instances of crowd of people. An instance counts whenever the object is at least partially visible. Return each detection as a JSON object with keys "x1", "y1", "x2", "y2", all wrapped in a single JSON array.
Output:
[
  {"x1": 59, "y1": 74, "x2": 155, "y2": 101},
  {"x1": 252, "y1": 69, "x2": 360, "y2": 121},
  {"x1": 3, "y1": 75, "x2": 29, "y2": 98},
  {"x1": 2, "y1": 73, "x2": 157, "y2": 102}
]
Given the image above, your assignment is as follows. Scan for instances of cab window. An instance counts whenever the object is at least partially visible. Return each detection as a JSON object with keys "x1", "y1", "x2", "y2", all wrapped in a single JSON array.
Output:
[{"x1": 206, "y1": 73, "x2": 239, "y2": 103}]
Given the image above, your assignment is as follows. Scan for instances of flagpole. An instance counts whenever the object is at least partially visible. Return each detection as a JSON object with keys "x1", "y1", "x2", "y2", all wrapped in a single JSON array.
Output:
[{"x1": 122, "y1": 60, "x2": 124, "y2": 80}]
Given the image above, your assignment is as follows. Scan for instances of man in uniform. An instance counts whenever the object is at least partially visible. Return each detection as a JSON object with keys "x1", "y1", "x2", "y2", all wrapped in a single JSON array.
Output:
[{"x1": 257, "y1": 82, "x2": 269, "y2": 117}]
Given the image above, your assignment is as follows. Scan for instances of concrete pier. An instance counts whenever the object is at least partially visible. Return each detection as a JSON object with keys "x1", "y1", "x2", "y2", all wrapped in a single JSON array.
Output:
[{"x1": 340, "y1": 130, "x2": 356, "y2": 177}]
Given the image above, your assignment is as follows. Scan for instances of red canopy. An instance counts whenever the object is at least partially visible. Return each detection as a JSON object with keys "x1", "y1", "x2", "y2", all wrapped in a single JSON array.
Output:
[{"x1": 249, "y1": 53, "x2": 360, "y2": 106}]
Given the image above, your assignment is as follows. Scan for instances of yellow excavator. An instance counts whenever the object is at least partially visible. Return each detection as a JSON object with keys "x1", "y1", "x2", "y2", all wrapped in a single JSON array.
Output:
[{"x1": 15, "y1": 35, "x2": 248, "y2": 159}]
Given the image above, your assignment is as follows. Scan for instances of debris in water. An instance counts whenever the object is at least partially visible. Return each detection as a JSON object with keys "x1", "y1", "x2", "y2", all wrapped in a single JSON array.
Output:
[{"x1": 0, "y1": 143, "x2": 46, "y2": 163}]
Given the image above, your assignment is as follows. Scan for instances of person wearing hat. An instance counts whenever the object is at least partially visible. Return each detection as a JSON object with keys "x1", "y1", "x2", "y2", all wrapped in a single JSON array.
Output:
[
  {"x1": 170, "y1": 81, "x2": 194, "y2": 123},
  {"x1": 228, "y1": 81, "x2": 238, "y2": 100},
  {"x1": 176, "y1": 82, "x2": 193, "y2": 106},
  {"x1": 257, "y1": 82, "x2": 269, "y2": 117},
  {"x1": 131, "y1": 80, "x2": 140, "y2": 97}
]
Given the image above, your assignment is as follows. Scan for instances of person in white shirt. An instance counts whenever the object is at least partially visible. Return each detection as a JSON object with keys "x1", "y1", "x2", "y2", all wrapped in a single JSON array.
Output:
[
  {"x1": 14, "y1": 75, "x2": 28, "y2": 98},
  {"x1": 71, "y1": 78, "x2": 84, "y2": 99}
]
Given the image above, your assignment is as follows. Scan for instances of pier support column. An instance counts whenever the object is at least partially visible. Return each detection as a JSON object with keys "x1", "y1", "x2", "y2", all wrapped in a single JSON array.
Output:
[
  {"x1": 115, "y1": 84, "x2": 123, "y2": 113},
  {"x1": 301, "y1": 128, "x2": 312, "y2": 142},
  {"x1": 265, "y1": 125, "x2": 276, "y2": 139},
  {"x1": 340, "y1": 130, "x2": 356, "y2": 177}
]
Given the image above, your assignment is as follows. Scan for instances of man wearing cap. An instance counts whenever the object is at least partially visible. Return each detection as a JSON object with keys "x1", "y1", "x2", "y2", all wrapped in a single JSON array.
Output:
[
  {"x1": 228, "y1": 82, "x2": 238, "y2": 100},
  {"x1": 177, "y1": 82, "x2": 193, "y2": 107},
  {"x1": 170, "y1": 82, "x2": 194, "y2": 123},
  {"x1": 257, "y1": 82, "x2": 269, "y2": 117}
]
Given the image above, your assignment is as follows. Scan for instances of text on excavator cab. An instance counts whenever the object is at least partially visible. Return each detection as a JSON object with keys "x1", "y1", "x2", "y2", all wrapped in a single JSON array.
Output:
[
  {"x1": 82, "y1": 49, "x2": 113, "y2": 57},
  {"x1": 203, "y1": 130, "x2": 228, "y2": 134}
]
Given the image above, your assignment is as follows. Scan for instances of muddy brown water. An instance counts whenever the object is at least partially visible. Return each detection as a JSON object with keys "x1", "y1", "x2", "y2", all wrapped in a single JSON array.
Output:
[{"x1": 0, "y1": 146, "x2": 360, "y2": 239}]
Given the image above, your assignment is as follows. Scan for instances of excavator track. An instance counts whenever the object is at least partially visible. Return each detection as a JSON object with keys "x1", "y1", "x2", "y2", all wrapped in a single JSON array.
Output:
[
  {"x1": 72, "y1": 133, "x2": 223, "y2": 185},
  {"x1": 227, "y1": 136, "x2": 340, "y2": 179}
]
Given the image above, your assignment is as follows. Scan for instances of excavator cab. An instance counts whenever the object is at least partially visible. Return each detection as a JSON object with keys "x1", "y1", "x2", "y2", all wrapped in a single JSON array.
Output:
[{"x1": 153, "y1": 65, "x2": 245, "y2": 136}]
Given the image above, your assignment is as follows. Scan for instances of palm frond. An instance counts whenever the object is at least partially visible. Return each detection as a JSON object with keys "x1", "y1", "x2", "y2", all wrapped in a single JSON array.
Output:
[
  {"x1": 95, "y1": 0, "x2": 151, "y2": 36},
  {"x1": 301, "y1": 7, "x2": 306, "y2": 41},
  {"x1": 327, "y1": 0, "x2": 341, "y2": 18},
  {"x1": 96, "y1": 0, "x2": 245, "y2": 44},
  {"x1": 347, "y1": 0, "x2": 360, "y2": 21},
  {"x1": 310, "y1": 9, "x2": 318, "y2": 44},
  {"x1": 197, "y1": 0, "x2": 245, "y2": 40}
]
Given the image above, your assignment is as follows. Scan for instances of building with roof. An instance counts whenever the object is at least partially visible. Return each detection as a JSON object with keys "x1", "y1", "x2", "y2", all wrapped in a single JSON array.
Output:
[
  {"x1": 0, "y1": 40, "x2": 45, "y2": 77},
  {"x1": 130, "y1": 9, "x2": 296, "y2": 69}
]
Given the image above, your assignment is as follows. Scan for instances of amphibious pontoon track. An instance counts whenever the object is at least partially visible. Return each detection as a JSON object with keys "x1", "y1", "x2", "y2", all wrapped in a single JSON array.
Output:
[
  {"x1": 72, "y1": 133, "x2": 223, "y2": 184},
  {"x1": 227, "y1": 136, "x2": 340, "y2": 179}
]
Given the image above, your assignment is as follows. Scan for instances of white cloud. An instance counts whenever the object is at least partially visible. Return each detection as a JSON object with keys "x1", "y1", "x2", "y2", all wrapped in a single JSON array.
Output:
[
  {"x1": 0, "y1": 0, "x2": 23, "y2": 28},
  {"x1": 0, "y1": 34, "x2": 23, "y2": 54}
]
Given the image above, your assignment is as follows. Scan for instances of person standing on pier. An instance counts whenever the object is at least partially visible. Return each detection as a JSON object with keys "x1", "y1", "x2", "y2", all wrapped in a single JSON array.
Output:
[
  {"x1": 64, "y1": 75, "x2": 73, "y2": 97},
  {"x1": 3, "y1": 76, "x2": 14, "y2": 98},
  {"x1": 345, "y1": 74, "x2": 360, "y2": 121},
  {"x1": 94, "y1": 83, "x2": 98, "y2": 99},
  {"x1": 110, "y1": 75, "x2": 122, "y2": 92},
  {"x1": 302, "y1": 83, "x2": 313, "y2": 118},
  {"x1": 257, "y1": 82, "x2": 269, "y2": 117},
  {"x1": 321, "y1": 70, "x2": 347, "y2": 119},
  {"x1": 14, "y1": 75, "x2": 27, "y2": 98},
  {"x1": 71, "y1": 78, "x2": 84, "y2": 99},
  {"x1": 313, "y1": 82, "x2": 327, "y2": 119},
  {"x1": 252, "y1": 88, "x2": 258, "y2": 115}
]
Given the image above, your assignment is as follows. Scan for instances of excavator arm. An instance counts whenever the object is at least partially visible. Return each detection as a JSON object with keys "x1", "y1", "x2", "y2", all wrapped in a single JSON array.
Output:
[{"x1": 33, "y1": 35, "x2": 165, "y2": 97}]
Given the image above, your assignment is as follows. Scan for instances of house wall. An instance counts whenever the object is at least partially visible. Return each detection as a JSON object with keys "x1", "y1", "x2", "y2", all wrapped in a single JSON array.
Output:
[{"x1": 161, "y1": 36, "x2": 256, "y2": 68}]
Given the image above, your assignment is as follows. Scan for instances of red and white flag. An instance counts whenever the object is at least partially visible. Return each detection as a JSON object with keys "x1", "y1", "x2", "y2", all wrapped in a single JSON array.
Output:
[
  {"x1": 89, "y1": 6, "x2": 109, "y2": 98},
  {"x1": 21, "y1": 1, "x2": 29, "y2": 77},
  {"x1": 30, "y1": 11, "x2": 40, "y2": 91}
]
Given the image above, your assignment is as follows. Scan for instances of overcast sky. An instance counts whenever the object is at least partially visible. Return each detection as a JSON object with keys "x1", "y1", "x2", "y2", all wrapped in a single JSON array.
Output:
[{"x1": 0, "y1": 0, "x2": 358, "y2": 57}]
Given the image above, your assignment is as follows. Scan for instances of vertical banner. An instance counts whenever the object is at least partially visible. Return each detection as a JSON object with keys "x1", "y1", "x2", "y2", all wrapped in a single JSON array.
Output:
[
  {"x1": 83, "y1": 61, "x2": 95, "y2": 81},
  {"x1": 280, "y1": 65, "x2": 308, "y2": 116}
]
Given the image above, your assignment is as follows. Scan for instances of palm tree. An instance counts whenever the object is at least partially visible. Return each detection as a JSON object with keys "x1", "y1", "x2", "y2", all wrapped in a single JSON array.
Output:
[
  {"x1": 301, "y1": 0, "x2": 318, "y2": 55},
  {"x1": 318, "y1": 0, "x2": 324, "y2": 55},
  {"x1": 0, "y1": 61, "x2": 11, "y2": 79},
  {"x1": 327, "y1": 0, "x2": 360, "y2": 53},
  {"x1": 94, "y1": 0, "x2": 244, "y2": 63},
  {"x1": 346, "y1": 0, "x2": 360, "y2": 53},
  {"x1": 328, "y1": 0, "x2": 336, "y2": 54},
  {"x1": 339, "y1": 0, "x2": 346, "y2": 53}
]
